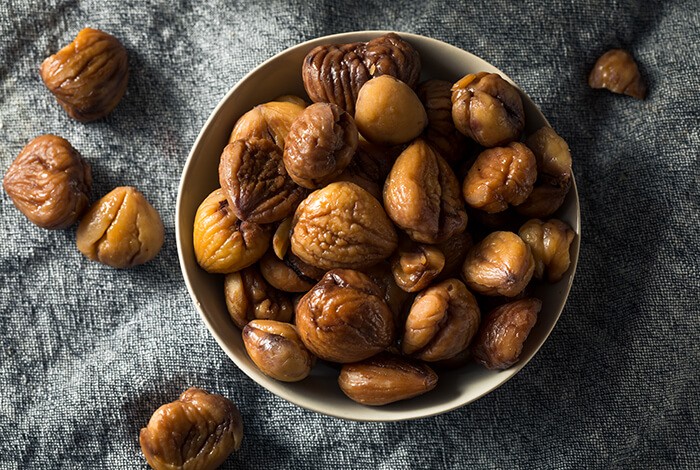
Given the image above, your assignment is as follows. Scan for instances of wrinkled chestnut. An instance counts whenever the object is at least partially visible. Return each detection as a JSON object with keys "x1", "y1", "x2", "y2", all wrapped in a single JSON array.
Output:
[
  {"x1": 402, "y1": 279, "x2": 481, "y2": 361},
  {"x1": 354, "y1": 75, "x2": 427, "y2": 146},
  {"x1": 295, "y1": 269, "x2": 395, "y2": 363},
  {"x1": 417, "y1": 79, "x2": 467, "y2": 165},
  {"x1": 291, "y1": 182, "x2": 397, "y2": 270},
  {"x1": 224, "y1": 266, "x2": 293, "y2": 329},
  {"x1": 462, "y1": 231, "x2": 534, "y2": 297},
  {"x1": 302, "y1": 33, "x2": 420, "y2": 115},
  {"x1": 472, "y1": 298, "x2": 541, "y2": 370},
  {"x1": 242, "y1": 320, "x2": 314, "y2": 382},
  {"x1": 229, "y1": 99, "x2": 306, "y2": 149},
  {"x1": 518, "y1": 218, "x2": 575, "y2": 282},
  {"x1": 3, "y1": 134, "x2": 91, "y2": 229},
  {"x1": 259, "y1": 250, "x2": 324, "y2": 293},
  {"x1": 192, "y1": 188, "x2": 270, "y2": 274},
  {"x1": 451, "y1": 72, "x2": 524, "y2": 147},
  {"x1": 333, "y1": 139, "x2": 397, "y2": 200},
  {"x1": 302, "y1": 41, "x2": 369, "y2": 115},
  {"x1": 588, "y1": 49, "x2": 646, "y2": 99},
  {"x1": 463, "y1": 142, "x2": 537, "y2": 213},
  {"x1": 363, "y1": 33, "x2": 421, "y2": 89},
  {"x1": 384, "y1": 139, "x2": 467, "y2": 243},
  {"x1": 391, "y1": 242, "x2": 445, "y2": 293},
  {"x1": 140, "y1": 388, "x2": 243, "y2": 470},
  {"x1": 517, "y1": 127, "x2": 572, "y2": 218},
  {"x1": 40, "y1": 28, "x2": 128, "y2": 122},
  {"x1": 338, "y1": 353, "x2": 437, "y2": 406},
  {"x1": 219, "y1": 138, "x2": 306, "y2": 224},
  {"x1": 283, "y1": 102, "x2": 358, "y2": 188},
  {"x1": 76, "y1": 186, "x2": 163, "y2": 268}
]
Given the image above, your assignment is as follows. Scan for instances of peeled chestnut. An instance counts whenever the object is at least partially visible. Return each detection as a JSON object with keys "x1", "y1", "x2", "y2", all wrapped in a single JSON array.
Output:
[
  {"x1": 291, "y1": 182, "x2": 397, "y2": 270},
  {"x1": 451, "y1": 72, "x2": 524, "y2": 147},
  {"x1": 354, "y1": 75, "x2": 427, "y2": 146},
  {"x1": 463, "y1": 142, "x2": 537, "y2": 214},
  {"x1": 391, "y1": 242, "x2": 445, "y2": 293},
  {"x1": 517, "y1": 127, "x2": 573, "y2": 218},
  {"x1": 283, "y1": 102, "x2": 358, "y2": 189},
  {"x1": 3, "y1": 134, "x2": 91, "y2": 229},
  {"x1": 518, "y1": 218, "x2": 575, "y2": 282},
  {"x1": 384, "y1": 139, "x2": 467, "y2": 244},
  {"x1": 40, "y1": 28, "x2": 128, "y2": 122},
  {"x1": 338, "y1": 353, "x2": 437, "y2": 406},
  {"x1": 76, "y1": 186, "x2": 163, "y2": 268},
  {"x1": 588, "y1": 49, "x2": 646, "y2": 99},
  {"x1": 219, "y1": 138, "x2": 306, "y2": 224},
  {"x1": 224, "y1": 266, "x2": 293, "y2": 329},
  {"x1": 462, "y1": 231, "x2": 534, "y2": 297},
  {"x1": 295, "y1": 269, "x2": 395, "y2": 363},
  {"x1": 192, "y1": 188, "x2": 270, "y2": 274},
  {"x1": 229, "y1": 99, "x2": 306, "y2": 148},
  {"x1": 402, "y1": 279, "x2": 481, "y2": 361},
  {"x1": 243, "y1": 320, "x2": 314, "y2": 382},
  {"x1": 472, "y1": 298, "x2": 541, "y2": 370},
  {"x1": 140, "y1": 388, "x2": 243, "y2": 470}
]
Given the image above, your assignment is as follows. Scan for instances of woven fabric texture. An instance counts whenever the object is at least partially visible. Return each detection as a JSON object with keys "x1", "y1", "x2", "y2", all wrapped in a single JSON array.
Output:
[{"x1": 1, "y1": 0, "x2": 698, "y2": 468}]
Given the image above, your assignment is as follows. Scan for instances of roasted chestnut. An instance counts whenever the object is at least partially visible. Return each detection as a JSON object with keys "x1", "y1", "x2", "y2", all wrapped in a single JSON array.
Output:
[
  {"x1": 518, "y1": 218, "x2": 575, "y2": 282},
  {"x1": 243, "y1": 320, "x2": 314, "y2": 382},
  {"x1": 461, "y1": 231, "x2": 534, "y2": 297},
  {"x1": 338, "y1": 353, "x2": 437, "y2": 406},
  {"x1": 192, "y1": 188, "x2": 270, "y2": 274},
  {"x1": 402, "y1": 279, "x2": 481, "y2": 361},
  {"x1": 295, "y1": 269, "x2": 395, "y2": 363},
  {"x1": 140, "y1": 388, "x2": 243, "y2": 470},
  {"x1": 588, "y1": 49, "x2": 646, "y2": 99},
  {"x1": 451, "y1": 72, "x2": 524, "y2": 147},
  {"x1": 76, "y1": 186, "x2": 163, "y2": 268},
  {"x1": 283, "y1": 102, "x2": 358, "y2": 189},
  {"x1": 40, "y1": 28, "x2": 128, "y2": 121},
  {"x1": 462, "y1": 142, "x2": 537, "y2": 213},
  {"x1": 3, "y1": 134, "x2": 91, "y2": 229},
  {"x1": 291, "y1": 182, "x2": 397, "y2": 270},
  {"x1": 472, "y1": 297, "x2": 541, "y2": 370},
  {"x1": 384, "y1": 139, "x2": 467, "y2": 243}
]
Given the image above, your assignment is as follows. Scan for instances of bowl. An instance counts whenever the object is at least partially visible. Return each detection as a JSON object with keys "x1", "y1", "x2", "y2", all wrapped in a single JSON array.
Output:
[{"x1": 176, "y1": 31, "x2": 580, "y2": 421}]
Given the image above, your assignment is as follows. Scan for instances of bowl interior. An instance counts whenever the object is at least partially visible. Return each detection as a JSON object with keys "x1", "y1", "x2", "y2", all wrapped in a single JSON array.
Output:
[{"x1": 176, "y1": 31, "x2": 580, "y2": 421}]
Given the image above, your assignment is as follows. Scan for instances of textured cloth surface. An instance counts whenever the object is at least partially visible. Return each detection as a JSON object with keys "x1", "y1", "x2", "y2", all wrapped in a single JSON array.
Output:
[{"x1": 1, "y1": 0, "x2": 699, "y2": 468}]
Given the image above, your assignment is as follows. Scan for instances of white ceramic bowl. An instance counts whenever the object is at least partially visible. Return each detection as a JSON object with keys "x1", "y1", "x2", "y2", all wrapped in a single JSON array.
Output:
[{"x1": 176, "y1": 31, "x2": 580, "y2": 421}]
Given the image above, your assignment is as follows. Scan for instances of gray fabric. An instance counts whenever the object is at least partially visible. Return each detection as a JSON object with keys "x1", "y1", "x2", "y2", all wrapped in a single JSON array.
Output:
[{"x1": 1, "y1": 0, "x2": 698, "y2": 468}]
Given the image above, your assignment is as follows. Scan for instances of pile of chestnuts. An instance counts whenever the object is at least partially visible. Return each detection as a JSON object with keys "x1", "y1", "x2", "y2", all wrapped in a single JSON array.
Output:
[{"x1": 192, "y1": 33, "x2": 576, "y2": 406}]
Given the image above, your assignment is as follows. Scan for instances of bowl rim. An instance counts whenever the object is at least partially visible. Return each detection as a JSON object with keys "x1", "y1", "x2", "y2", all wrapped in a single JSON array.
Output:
[{"x1": 176, "y1": 30, "x2": 581, "y2": 421}]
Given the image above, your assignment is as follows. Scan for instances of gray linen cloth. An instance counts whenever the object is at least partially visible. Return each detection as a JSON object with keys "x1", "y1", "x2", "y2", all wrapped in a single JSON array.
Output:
[{"x1": 1, "y1": 0, "x2": 698, "y2": 468}]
